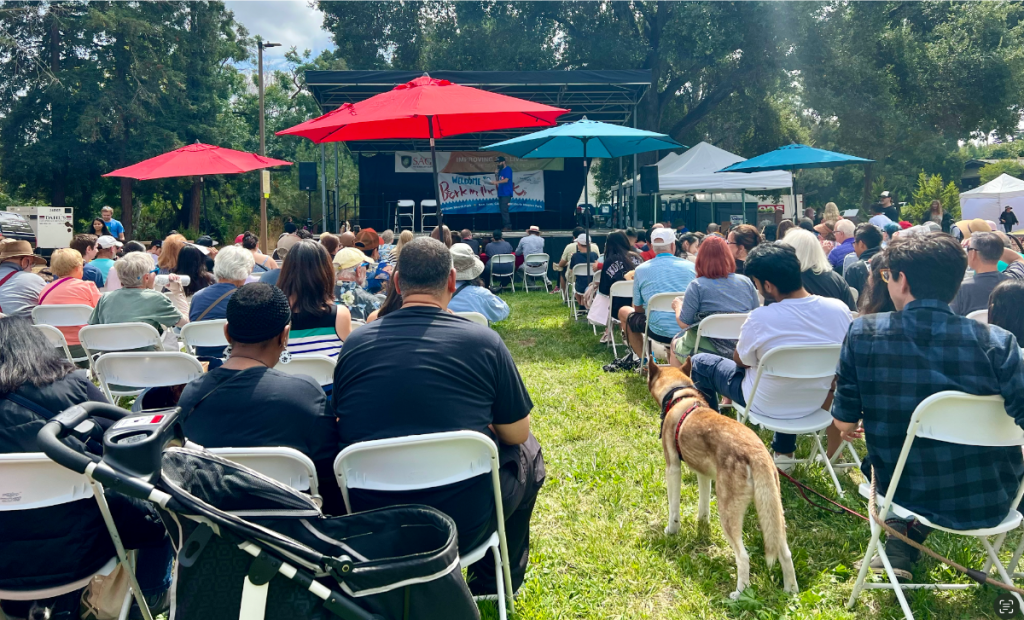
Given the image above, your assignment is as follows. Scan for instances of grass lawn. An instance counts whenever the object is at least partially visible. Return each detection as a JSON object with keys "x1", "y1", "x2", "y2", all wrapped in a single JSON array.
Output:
[{"x1": 491, "y1": 290, "x2": 1009, "y2": 619}]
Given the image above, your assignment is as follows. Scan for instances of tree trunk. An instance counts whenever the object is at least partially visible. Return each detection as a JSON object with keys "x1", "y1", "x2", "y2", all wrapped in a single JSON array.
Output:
[
  {"x1": 861, "y1": 163, "x2": 874, "y2": 212},
  {"x1": 189, "y1": 178, "x2": 202, "y2": 231},
  {"x1": 49, "y1": 11, "x2": 66, "y2": 207},
  {"x1": 120, "y1": 178, "x2": 133, "y2": 239}
]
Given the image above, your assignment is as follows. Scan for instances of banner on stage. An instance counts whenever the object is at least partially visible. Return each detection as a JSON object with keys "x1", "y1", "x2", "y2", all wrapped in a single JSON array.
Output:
[
  {"x1": 395, "y1": 151, "x2": 562, "y2": 173},
  {"x1": 438, "y1": 170, "x2": 545, "y2": 214}
]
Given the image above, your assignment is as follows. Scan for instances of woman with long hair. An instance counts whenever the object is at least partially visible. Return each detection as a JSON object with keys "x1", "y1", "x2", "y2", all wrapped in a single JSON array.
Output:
[
  {"x1": 727, "y1": 224, "x2": 760, "y2": 274},
  {"x1": 89, "y1": 218, "x2": 111, "y2": 237},
  {"x1": 779, "y1": 228, "x2": 856, "y2": 310},
  {"x1": 669, "y1": 235, "x2": 759, "y2": 365},
  {"x1": 859, "y1": 253, "x2": 895, "y2": 315},
  {"x1": 157, "y1": 233, "x2": 187, "y2": 274},
  {"x1": 242, "y1": 231, "x2": 278, "y2": 273},
  {"x1": 821, "y1": 202, "x2": 842, "y2": 227},
  {"x1": 590, "y1": 231, "x2": 643, "y2": 343},
  {"x1": 278, "y1": 240, "x2": 351, "y2": 358},
  {"x1": 989, "y1": 279, "x2": 1024, "y2": 342},
  {"x1": 678, "y1": 232, "x2": 704, "y2": 262},
  {"x1": 429, "y1": 224, "x2": 453, "y2": 248},
  {"x1": 174, "y1": 245, "x2": 214, "y2": 298},
  {"x1": 919, "y1": 199, "x2": 953, "y2": 234},
  {"x1": 389, "y1": 229, "x2": 414, "y2": 267},
  {"x1": 777, "y1": 219, "x2": 796, "y2": 240}
]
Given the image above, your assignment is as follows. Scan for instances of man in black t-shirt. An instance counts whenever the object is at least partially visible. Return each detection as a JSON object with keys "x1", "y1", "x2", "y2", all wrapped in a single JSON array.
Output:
[{"x1": 332, "y1": 237, "x2": 545, "y2": 596}]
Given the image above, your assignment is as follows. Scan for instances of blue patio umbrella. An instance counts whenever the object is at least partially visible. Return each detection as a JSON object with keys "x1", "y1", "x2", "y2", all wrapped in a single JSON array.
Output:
[
  {"x1": 484, "y1": 117, "x2": 682, "y2": 236},
  {"x1": 717, "y1": 144, "x2": 873, "y2": 216}
]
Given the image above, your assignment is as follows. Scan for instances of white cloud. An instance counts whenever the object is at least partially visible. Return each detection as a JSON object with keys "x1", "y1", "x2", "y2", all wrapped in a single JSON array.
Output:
[{"x1": 225, "y1": 0, "x2": 335, "y2": 70}]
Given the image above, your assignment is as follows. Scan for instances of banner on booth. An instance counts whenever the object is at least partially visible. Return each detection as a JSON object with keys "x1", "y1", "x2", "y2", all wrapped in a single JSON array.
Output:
[
  {"x1": 438, "y1": 170, "x2": 545, "y2": 214},
  {"x1": 395, "y1": 151, "x2": 562, "y2": 173}
]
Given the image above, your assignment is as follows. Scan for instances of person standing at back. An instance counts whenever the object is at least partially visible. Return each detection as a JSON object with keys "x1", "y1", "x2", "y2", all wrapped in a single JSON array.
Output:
[
  {"x1": 1000, "y1": 206, "x2": 1019, "y2": 234},
  {"x1": 879, "y1": 191, "x2": 899, "y2": 222},
  {"x1": 950, "y1": 231, "x2": 1008, "y2": 316},
  {"x1": 100, "y1": 206, "x2": 125, "y2": 242},
  {"x1": 332, "y1": 237, "x2": 544, "y2": 596},
  {"x1": 0, "y1": 239, "x2": 46, "y2": 318}
]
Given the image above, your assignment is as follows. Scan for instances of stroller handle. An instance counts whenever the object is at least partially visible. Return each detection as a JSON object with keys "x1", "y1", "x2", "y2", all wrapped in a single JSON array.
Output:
[{"x1": 37, "y1": 402, "x2": 127, "y2": 474}]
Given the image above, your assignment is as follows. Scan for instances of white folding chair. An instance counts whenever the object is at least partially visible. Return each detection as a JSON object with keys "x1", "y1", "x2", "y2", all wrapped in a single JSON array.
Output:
[
  {"x1": 179, "y1": 319, "x2": 229, "y2": 355},
  {"x1": 274, "y1": 354, "x2": 335, "y2": 388},
  {"x1": 395, "y1": 199, "x2": 415, "y2": 232},
  {"x1": 638, "y1": 292, "x2": 684, "y2": 371},
  {"x1": 334, "y1": 431, "x2": 514, "y2": 620},
  {"x1": 32, "y1": 304, "x2": 94, "y2": 363},
  {"x1": 33, "y1": 323, "x2": 75, "y2": 363},
  {"x1": 0, "y1": 454, "x2": 151, "y2": 620},
  {"x1": 208, "y1": 447, "x2": 320, "y2": 504},
  {"x1": 79, "y1": 322, "x2": 164, "y2": 383},
  {"x1": 847, "y1": 392, "x2": 1024, "y2": 619},
  {"x1": 569, "y1": 263, "x2": 595, "y2": 323},
  {"x1": 692, "y1": 313, "x2": 749, "y2": 355},
  {"x1": 522, "y1": 253, "x2": 550, "y2": 293},
  {"x1": 605, "y1": 280, "x2": 634, "y2": 358},
  {"x1": 454, "y1": 311, "x2": 489, "y2": 326},
  {"x1": 489, "y1": 254, "x2": 516, "y2": 293},
  {"x1": 967, "y1": 309, "x2": 988, "y2": 324},
  {"x1": 732, "y1": 344, "x2": 859, "y2": 495},
  {"x1": 421, "y1": 199, "x2": 439, "y2": 233},
  {"x1": 92, "y1": 351, "x2": 204, "y2": 402}
]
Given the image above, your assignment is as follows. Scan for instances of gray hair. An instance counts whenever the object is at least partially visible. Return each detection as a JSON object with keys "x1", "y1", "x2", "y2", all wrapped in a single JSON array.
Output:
[
  {"x1": 114, "y1": 252, "x2": 153, "y2": 288},
  {"x1": 214, "y1": 245, "x2": 255, "y2": 282},
  {"x1": 381, "y1": 229, "x2": 395, "y2": 244},
  {"x1": 652, "y1": 242, "x2": 674, "y2": 254}
]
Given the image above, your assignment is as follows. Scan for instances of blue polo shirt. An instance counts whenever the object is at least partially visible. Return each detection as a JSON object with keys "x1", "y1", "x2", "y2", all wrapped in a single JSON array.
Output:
[
  {"x1": 106, "y1": 218, "x2": 125, "y2": 239},
  {"x1": 631, "y1": 253, "x2": 696, "y2": 338},
  {"x1": 497, "y1": 167, "x2": 513, "y2": 197}
]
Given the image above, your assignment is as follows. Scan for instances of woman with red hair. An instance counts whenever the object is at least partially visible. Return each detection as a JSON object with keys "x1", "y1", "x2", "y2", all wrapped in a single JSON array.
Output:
[{"x1": 669, "y1": 235, "x2": 760, "y2": 366}]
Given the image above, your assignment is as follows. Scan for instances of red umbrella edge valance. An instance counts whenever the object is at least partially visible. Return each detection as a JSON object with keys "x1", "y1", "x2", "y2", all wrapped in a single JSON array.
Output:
[{"x1": 104, "y1": 143, "x2": 292, "y2": 180}]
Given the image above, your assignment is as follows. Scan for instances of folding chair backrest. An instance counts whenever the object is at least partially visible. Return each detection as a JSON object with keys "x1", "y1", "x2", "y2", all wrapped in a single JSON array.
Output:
[
  {"x1": 397, "y1": 200, "x2": 415, "y2": 210},
  {"x1": 491, "y1": 254, "x2": 515, "y2": 266},
  {"x1": 0, "y1": 453, "x2": 93, "y2": 512},
  {"x1": 79, "y1": 322, "x2": 163, "y2": 353},
  {"x1": 571, "y1": 263, "x2": 593, "y2": 278},
  {"x1": 967, "y1": 309, "x2": 988, "y2": 324},
  {"x1": 33, "y1": 323, "x2": 71, "y2": 352},
  {"x1": 523, "y1": 253, "x2": 549, "y2": 275},
  {"x1": 93, "y1": 351, "x2": 204, "y2": 391},
  {"x1": 334, "y1": 431, "x2": 497, "y2": 511},
  {"x1": 208, "y1": 447, "x2": 318, "y2": 494},
  {"x1": 609, "y1": 280, "x2": 633, "y2": 300},
  {"x1": 180, "y1": 319, "x2": 229, "y2": 353},
  {"x1": 421, "y1": 200, "x2": 438, "y2": 211},
  {"x1": 31, "y1": 304, "x2": 94, "y2": 328},
  {"x1": 696, "y1": 313, "x2": 748, "y2": 340},
  {"x1": 645, "y1": 292, "x2": 680, "y2": 314},
  {"x1": 274, "y1": 354, "x2": 335, "y2": 387},
  {"x1": 756, "y1": 344, "x2": 842, "y2": 380},
  {"x1": 454, "y1": 311, "x2": 489, "y2": 326}
]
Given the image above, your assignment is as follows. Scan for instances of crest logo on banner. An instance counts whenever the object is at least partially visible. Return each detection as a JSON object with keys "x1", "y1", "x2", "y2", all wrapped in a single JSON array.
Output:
[{"x1": 400, "y1": 155, "x2": 412, "y2": 169}]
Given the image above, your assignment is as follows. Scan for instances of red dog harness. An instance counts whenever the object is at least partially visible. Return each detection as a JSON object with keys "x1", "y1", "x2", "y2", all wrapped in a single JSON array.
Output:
[{"x1": 659, "y1": 386, "x2": 702, "y2": 459}]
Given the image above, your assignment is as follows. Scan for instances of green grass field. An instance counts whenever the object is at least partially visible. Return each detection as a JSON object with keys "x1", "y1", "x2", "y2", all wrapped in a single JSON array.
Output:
[{"x1": 491, "y1": 291, "x2": 1009, "y2": 619}]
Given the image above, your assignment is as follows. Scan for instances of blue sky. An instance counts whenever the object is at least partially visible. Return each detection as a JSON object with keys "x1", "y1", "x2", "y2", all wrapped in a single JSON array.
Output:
[{"x1": 224, "y1": 0, "x2": 335, "y2": 70}]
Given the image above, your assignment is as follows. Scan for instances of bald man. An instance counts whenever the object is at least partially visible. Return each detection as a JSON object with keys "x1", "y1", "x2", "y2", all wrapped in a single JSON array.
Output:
[{"x1": 339, "y1": 231, "x2": 356, "y2": 249}]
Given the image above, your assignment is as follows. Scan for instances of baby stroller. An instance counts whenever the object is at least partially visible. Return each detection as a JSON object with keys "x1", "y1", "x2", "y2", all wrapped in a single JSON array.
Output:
[{"x1": 37, "y1": 402, "x2": 480, "y2": 620}]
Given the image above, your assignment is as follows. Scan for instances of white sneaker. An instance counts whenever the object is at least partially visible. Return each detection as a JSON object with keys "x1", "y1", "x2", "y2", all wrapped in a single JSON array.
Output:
[{"x1": 774, "y1": 453, "x2": 797, "y2": 474}]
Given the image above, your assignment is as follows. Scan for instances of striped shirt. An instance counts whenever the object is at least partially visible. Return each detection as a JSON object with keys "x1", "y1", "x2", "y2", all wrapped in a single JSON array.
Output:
[
  {"x1": 632, "y1": 253, "x2": 696, "y2": 338},
  {"x1": 287, "y1": 306, "x2": 343, "y2": 358}
]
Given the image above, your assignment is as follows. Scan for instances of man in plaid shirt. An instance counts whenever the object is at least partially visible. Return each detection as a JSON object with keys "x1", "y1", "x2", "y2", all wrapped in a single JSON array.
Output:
[{"x1": 832, "y1": 233, "x2": 1024, "y2": 581}]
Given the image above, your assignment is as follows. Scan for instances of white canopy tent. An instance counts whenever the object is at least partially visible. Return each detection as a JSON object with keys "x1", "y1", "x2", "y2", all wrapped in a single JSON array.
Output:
[
  {"x1": 959, "y1": 173, "x2": 1024, "y2": 232},
  {"x1": 659, "y1": 141, "x2": 792, "y2": 192}
]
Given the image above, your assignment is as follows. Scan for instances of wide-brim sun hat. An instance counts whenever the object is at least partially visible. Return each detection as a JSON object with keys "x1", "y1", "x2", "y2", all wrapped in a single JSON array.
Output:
[
  {"x1": 450, "y1": 243, "x2": 484, "y2": 281},
  {"x1": 0, "y1": 239, "x2": 46, "y2": 265},
  {"x1": 954, "y1": 218, "x2": 992, "y2": 239}
]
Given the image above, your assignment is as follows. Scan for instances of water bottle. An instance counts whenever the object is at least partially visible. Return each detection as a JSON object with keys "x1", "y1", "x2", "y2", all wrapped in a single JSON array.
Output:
[{"x1": 154, "y1": 274, "x2": 190, "y2": 288}]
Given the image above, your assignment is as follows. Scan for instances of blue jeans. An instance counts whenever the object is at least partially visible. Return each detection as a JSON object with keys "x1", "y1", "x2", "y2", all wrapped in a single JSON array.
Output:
[{"x1": 689, "y1": 353, "x2": 797, "y2": 455}]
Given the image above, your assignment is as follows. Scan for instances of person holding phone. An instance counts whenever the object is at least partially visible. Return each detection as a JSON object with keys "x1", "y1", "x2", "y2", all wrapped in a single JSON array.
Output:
[{"x1": 485, "y1": 156, "x2": 514, "y2": 231}]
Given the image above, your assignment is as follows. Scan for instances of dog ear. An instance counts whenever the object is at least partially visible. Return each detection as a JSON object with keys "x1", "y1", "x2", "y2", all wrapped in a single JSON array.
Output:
[{"x1": 647, "y1": 358, "x2": 659, "y2": 378}]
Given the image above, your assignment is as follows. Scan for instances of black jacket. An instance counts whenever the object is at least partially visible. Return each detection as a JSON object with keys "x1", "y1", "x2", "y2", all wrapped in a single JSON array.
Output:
[
  {"x1": 919, "y1": 211, "x2": 954, "y2": 234},
  {"x1": 802, "y1": 269, "x2": 857, "y2": 311},
  {"x1": 843, "y1": 245, "x2": 882, "y2": 296}
]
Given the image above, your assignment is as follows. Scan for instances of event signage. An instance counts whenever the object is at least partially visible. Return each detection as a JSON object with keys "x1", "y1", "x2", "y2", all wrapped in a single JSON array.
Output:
[
  {"x1": 395, "y1": 151, "x2": 562, "y2": 173},
  {"x1": 438, "y1": 170, "x2": 545, "y2": 214}
]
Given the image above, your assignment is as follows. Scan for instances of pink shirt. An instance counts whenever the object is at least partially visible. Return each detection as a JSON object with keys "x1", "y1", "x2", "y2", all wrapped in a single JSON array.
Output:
[{"x1": 39, "y1": 277, "x2": 101, "y2": 345}]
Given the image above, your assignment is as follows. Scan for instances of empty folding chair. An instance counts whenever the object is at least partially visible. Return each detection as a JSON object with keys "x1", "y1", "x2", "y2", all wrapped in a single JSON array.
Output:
[
  {"x1": 454, "y1": 311, "x2": 488, "y2": 326},
  {"x1": 33, "y1": 324, "x2": 75, "y2": 364},
  {"x1": 274, "y1": 354, "x2": 335, "y2": 388},
  {"x1": 639, "y1": 292, "x2": 684, "y2": 369},
  {"x1": 847, "y1": 392, "x2": 1024, "y2": 620},
  {"x1": 732, "y1": 344, "x2": 860, "y2": 495},
  {"x1": 967, "y1": 309, "x2": 988, "y2": 324},
  {"x1": 421, "y1": 199, "x2": 439, "y2": 234},
  {"x1": 395, "y1": 199, "x2": 415, "y2": 232},
  {"x1": 522, "y1": 253, "x2": 550, "y2": 293},
  {"x1": 335, "y1": 431, "x2": 514, "y2": 620},
  {"x1": 489, "y1": 254, "x2": 516, "y2": 293},
  {"x1": 92, "y1": 350, "x2": 204, "y2": 402},
  {"x1": 207, "y1": 447, "x2": 321, "y2": 505},
  {"x1": 179, "y1": 319, "x2": 229, "y2": 355}
]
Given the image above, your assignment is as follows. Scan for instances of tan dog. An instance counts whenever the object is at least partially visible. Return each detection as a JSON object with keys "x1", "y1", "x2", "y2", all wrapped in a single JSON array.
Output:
[{"x1": 648, "y1": 360, "x2": 798, "y2": 598}]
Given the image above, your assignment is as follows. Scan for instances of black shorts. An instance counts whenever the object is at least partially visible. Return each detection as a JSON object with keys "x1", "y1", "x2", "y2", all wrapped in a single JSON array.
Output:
[{"x1": 625, "y1": 312, "x2": 673, "y2": 344}]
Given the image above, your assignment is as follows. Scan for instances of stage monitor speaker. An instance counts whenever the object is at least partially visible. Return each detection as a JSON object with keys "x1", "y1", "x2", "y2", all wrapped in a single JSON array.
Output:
[
  {"x1": 298, "y1": 162, "x2": 317, "y2": 191},
  {"x1": 640, "y1": 165, "x2": 659, "y2": 194}
]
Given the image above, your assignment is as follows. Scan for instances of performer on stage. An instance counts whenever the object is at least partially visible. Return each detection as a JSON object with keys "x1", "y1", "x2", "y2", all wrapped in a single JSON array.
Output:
[{"x1": 485, "y1": 156, "x2": 514, "y2": 231}]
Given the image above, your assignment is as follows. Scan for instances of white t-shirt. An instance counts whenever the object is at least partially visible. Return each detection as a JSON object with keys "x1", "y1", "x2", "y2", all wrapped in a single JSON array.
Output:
[{"x1": 737, "y1": 296, "x2": 852, "y2": 419}]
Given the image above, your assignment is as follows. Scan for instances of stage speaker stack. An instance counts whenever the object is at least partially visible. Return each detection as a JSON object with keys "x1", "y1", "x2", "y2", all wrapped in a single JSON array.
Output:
[
  {"x1": 640, "y1": 164, "x2": 659, "y2": 195},
  {"x1": 298, "y1": 162, "x2": 317, "y2": 191}
]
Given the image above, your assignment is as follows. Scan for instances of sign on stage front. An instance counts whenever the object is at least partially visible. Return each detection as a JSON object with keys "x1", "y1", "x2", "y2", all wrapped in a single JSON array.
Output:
[{"x1": 438, "y1": 171, "x2": 545, "y2": 214}]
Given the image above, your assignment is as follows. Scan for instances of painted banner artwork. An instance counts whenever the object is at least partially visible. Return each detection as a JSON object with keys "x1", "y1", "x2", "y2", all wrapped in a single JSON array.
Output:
[
  {"x1": 438, "y1": 170, "x2": 545, "y2": 214},
  {"x1": 395, "y1": 151, "x2": 562, "y2": 173}
]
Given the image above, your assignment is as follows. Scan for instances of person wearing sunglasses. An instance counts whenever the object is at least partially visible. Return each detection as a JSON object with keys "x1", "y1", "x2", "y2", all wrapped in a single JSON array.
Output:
[
  {"x1": 949, "y1": 232, "x2": 1008, "y2": 316},
  {"x1": 832, "y1": 232, "x2": 1024, "y2": 583}
]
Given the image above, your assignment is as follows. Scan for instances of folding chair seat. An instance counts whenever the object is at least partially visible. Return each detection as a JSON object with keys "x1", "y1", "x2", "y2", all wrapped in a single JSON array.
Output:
[
  {"x1": 522, "y1": 253, "x2": 550, "y2": 293},
  {"x1": 489, "y1": 254, "x2": 516, "y2": 293},
  {"x1": 847, "y1": 392, "x2": 1024, "y2": 619},
  {"x1": 335, "y1": 431, "x2": 514, "y2": 620}
]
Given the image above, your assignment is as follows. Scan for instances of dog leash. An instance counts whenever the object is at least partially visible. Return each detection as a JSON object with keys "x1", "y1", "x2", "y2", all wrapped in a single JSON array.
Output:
[{"x1": 776, "y1": 467, "x2": 867, "y2": 520}]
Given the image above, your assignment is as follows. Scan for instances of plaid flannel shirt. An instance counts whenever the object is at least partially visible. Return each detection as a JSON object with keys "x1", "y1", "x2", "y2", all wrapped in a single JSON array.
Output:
[{"x1": 833, "y1": 299, "x2": 1024, "y2": 530}]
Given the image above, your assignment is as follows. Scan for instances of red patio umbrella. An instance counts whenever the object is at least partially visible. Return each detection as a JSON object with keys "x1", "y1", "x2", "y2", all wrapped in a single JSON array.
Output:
[
  {"x1": 277, "y1": 75, "x2": 569, "y2": 226},
  {"x1": 104, "y1": 143, "x2": 291, "y2": 234}
]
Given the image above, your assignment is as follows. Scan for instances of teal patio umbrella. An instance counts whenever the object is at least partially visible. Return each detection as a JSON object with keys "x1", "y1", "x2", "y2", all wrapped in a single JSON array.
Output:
[
  {"x1": 484, "y1": 117, "x2": 682, "y2": 269},
  {"x1": 717, "y1": 144, "x2": 873, "y2": 217}
]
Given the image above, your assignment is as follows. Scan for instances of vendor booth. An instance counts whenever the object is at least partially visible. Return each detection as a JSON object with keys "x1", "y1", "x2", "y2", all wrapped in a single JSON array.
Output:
[{"x1": 959, "y1": 173, "x2": 1024, "y2": 232}]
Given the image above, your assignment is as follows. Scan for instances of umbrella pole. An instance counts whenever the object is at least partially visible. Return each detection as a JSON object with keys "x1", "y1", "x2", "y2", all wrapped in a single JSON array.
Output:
[
  {"x1": 791, "y1": 173, "x2": 796, "y2": 222},
  {"x1": 428, "y1": 116, "x2": 442, "y2": 235},
  {"x1": 583, "y1": 140, "x2": 591, "y2": 283}
]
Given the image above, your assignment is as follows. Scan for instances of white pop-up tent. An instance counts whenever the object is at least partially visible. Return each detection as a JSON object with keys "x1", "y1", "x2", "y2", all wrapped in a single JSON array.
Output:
[
  {"x1": 659, "y1": 141, "x2": 792, "y2": 192},
  {"x1": 959, "y1": 173, "x2": 1024, "y2": 232}
]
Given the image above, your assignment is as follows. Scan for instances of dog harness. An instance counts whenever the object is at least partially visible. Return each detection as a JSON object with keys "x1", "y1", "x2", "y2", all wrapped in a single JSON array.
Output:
[{"x1": 659, "y1": 386, "x2": 701, "y2": 459}]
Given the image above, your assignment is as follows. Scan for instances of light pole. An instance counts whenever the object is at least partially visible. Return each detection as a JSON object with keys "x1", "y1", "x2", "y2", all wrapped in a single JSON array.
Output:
[{"x1": 258, "y1": 39, "x2": 280, "y2": 253}]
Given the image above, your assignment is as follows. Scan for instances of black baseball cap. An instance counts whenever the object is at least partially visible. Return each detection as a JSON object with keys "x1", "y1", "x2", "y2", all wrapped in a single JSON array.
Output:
[
  {"x1": 195, "y1": 235, "x2": 217, "y2": 247},
  {"x1": 495, "y1": 156, "x2": 506, "y2": 162}
]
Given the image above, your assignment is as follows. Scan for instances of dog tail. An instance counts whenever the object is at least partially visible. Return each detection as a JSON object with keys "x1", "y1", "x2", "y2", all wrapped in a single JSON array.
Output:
[{"x1": 750, "y1": 460, "x2": 788, "y2": 567}]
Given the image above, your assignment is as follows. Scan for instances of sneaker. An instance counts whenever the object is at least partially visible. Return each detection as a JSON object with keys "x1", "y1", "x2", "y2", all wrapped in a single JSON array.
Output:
[
  {"x1": 603, "y1": 353, "x2": 638, "y2": 373},
  {"x1": 773, "y1": 453, "x2": 797, "y2": 474},
  {"x1": 550, "y1": 287, "x2": 561, "y2": 294}
]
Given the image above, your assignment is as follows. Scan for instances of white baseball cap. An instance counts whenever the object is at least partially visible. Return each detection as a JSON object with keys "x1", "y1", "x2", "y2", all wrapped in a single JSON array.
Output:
[
  {"x1": 575, "y1": 234, "x2": 590, "y2": 245},
  {"x1": 650, "y1": 228, "x2": 676, "y2": 245},
  {"x1": 96, "y1": 235, "x2": 123, "y2": 249}
]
